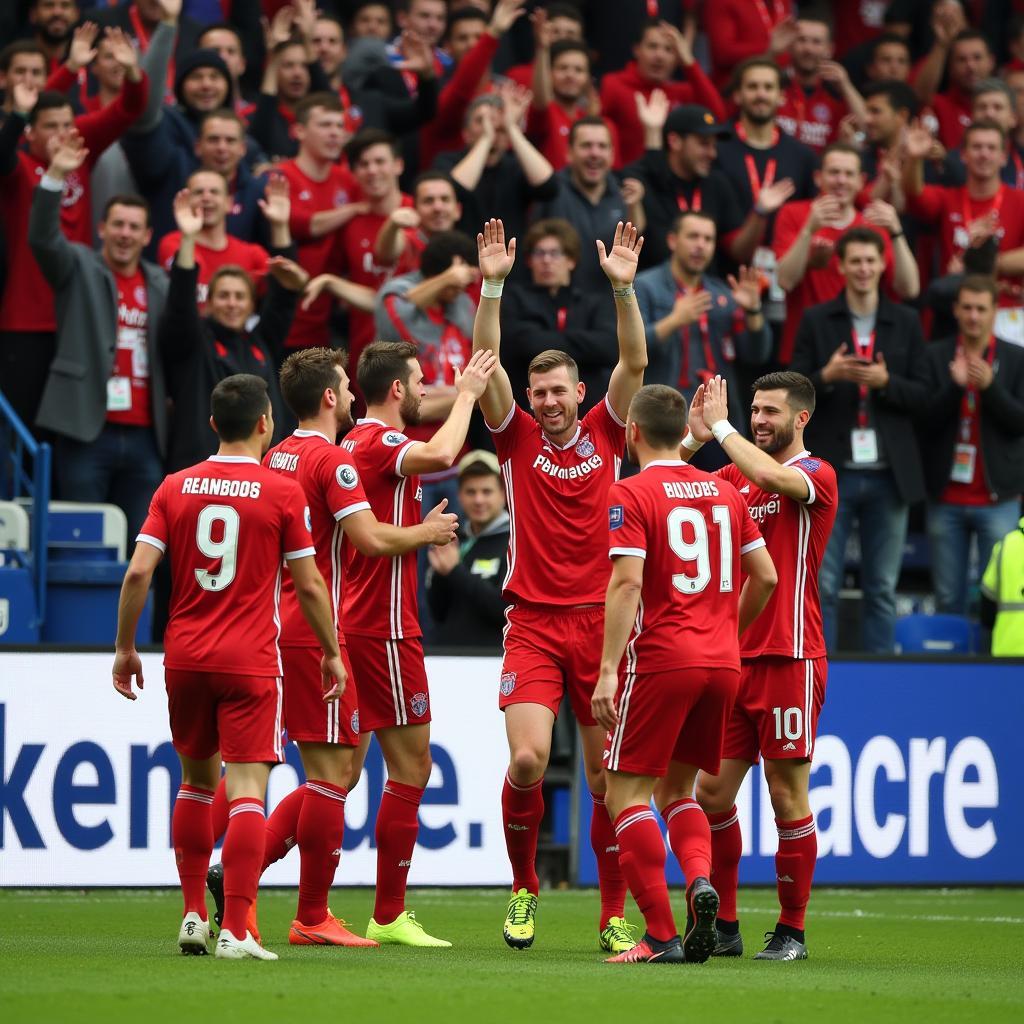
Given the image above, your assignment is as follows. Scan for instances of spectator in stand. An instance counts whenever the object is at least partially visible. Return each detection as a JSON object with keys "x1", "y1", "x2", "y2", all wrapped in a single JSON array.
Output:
[
  {"x1": 505, "y1": 3, "x2": 584, "y2": 90},
  {"x1": 535, "y1": 116, "x2": 643, "y2": 293},
  {"x1": 774, "y1": 143, "x2": 919, "y2": 364},
  {"x1": 29, "y1": 132, "x2": 168, "y2": 543},
  {"x1": 599, "y1": 18, "x2": 725, "y2": 168},
  {"x1": 0, "y1": 51, "x2": 146, "y2": 433},
  {"x1": 0, "y1": 43, "x2": 47, "y2": 116},
  {"x1": 425, "y1": 449, "x2": 509, "y2": 648},
  {"x1": 832, "y1": 0, "x2": 888, "y2": 62},
  {"x1": 586, "y1": 0, "x2": 693, "y2": 79},
  {"x1": 159, "y1": 189, "x2": 311, "y2": 471},
  {"x1": 865, "y1": 32, "x2": 913, "y2": 84},
  {"x1": 705, "y1": 0, "x2": 796, "y2": 91},
  {"x1": 635, "y1": 210, "x2": 771, "y2": 467},
  {"x1": 789, "y1": 226, "x2": 930, "y2": 653},
  {"x1": 919, "y1": 275, "x2": 1024, "y2": 615},
  {"x1": 860, "y1": 80, "x2": 923, "y2": 190},
  {"x1": 624, "y1": 102, "x2": 794, "y2": 271},
  {"x1": 499, "y1": 218, "x2": 617, "y2": 415},
  {"x1": 349, "y1": 1, "x2": 393, "y2": 41},
  {"x1": 439, "y1": 86, "x2": 557, "y2": 253},
  {"x1": 197, "y1": 21, "x2": 254, "y2": 118},
  {"x1": 375, "y1": 169, "x2": 464, "y2": 274},
  {"x1": 777, "y1": 15, "x2": 868, "y2": 154},
  {"x1": 389, "y1": 0, "x2": 450, "y2": 79},
  {"x1": 250, "y1": 37, "x2": 321, "y2": 162},
  {"x1": 28, "y1": 0, "x2": 77, "y2": 72},
  {"x1": 945, "y1": 80, "x2": 1024, "y2": 189}
]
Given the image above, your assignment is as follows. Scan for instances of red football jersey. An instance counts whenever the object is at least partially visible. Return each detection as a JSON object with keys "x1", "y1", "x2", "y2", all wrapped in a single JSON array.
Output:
[
  {"x1": 776, "y1": 81, "x2": 847, "y2": 153},
  {"x1": 340, "y1": 418, "x2": 423, "y2": 639},
  {"x1": 608, "y1": 460, "x2": 765, "y2": 673},
  {"x1": 157, "y1": 233, "x2": 270, "y2": 306},
  {"x1": 106, "y1": 267, "x2": 151, "y2": 428},
  {"x1": 492, "y1": 397, "x2": 625, "y2": 607},
  {"x1": 138, "y1": 455, "x2": 315, "y2": 676},
  {"x1": 264, "y1": 430, "x2": 372, "y2": 647},
  {"x1": 717, "y1": 451, "x2": 837, "y2": 660}
]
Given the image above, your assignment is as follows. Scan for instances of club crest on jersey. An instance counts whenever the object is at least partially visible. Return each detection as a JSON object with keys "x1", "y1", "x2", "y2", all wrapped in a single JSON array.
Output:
[
  {"x1": 304, "y1": 506, "x2": 312, "y2": 531},
  {"x1": 797, "y1": 458, "x2": 821, "y2": 473},
  {"x1": 499, "y1": 670, "x2": 516, "y2": 696},
  {"x1": 409, "y1": 692, "x2": 429, "y2": 717},
  {"x1": 336, "y1": 464, "x2": 359, "y2": 490},
  {"x1": 350, "y1": 710, "x2": 360, "y2": 735},
  {"x1": 575, "y1": 434, "x2": 595, "y2": 458},
  {"x1": 609, "y1": 505, "x2": 624, "y2": 530},
  {"x1": 382, "y1": 431, "x2": 408, "y2": 447}
]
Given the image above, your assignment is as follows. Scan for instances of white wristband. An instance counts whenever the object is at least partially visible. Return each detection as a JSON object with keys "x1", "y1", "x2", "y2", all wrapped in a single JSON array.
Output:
[
  {"x1": 481, "y1": 278, "x2": 504, "y2": 298},
  {"x1": 612, "y1": 284, "x2": 635, "y2": 298},
  {"x1": 681, "y1": 432, "x2": 704, "y2": 453},
  {"x1": 711, "y1": 419, "x2": 738, "y2": 445}
]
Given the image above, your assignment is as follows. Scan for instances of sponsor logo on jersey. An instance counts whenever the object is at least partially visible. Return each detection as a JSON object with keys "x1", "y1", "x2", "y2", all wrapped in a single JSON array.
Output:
[
  {"x1": 410, "y1": 692, "x2": 429, "y2": 717},
  {"x1": 782, "y1": 741, "x2": 797, "y2": 751},
  {"x1": 531, "y1": 452, "x2": 603, "y2": 480},
  {"x1": 499, "y1": 671, "x2": 516, "y2": 696},
  {"x1": 336, "y1": 464, "x2": 359, "y2": 490},
  {"x1": 575, "y1": 434, "x2": 595, "y2": 458},
  {"x1": 797, "y1": 458, "x2": 821, "y2": 474},
  {"x1": 813, "y1": 103, "x2": 831, "y2": 121},
  {"x1": 304, "y1": 506, "x2": 312, "y2": 532},
  {"x1": 747, "y1": 496, "x2": 782, "y2": 523},
  {"x1": 382, "y1": 431, "x2": 408, "y2": 447},
  {"x1": 608, "y1": 505, "x2": 624, "y2": 530},
  {"x1": 350, "y1": 710, "x2": 360, "y2": 735}
]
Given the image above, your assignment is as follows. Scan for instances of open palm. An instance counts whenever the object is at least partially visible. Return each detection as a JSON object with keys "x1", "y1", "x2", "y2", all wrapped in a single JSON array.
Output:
[
  {"x1": 596, "y1": 221, "x2": 643, "y2": 288},
  {"x1": 477, "y1": 218, "x2": 516, "y2": 280}
]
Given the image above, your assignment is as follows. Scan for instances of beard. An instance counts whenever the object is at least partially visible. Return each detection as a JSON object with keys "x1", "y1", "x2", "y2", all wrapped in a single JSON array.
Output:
[
  {"x1": 399, "y1": 389, "x2": 421, "y2": 427},
  {"x1": 756, "y1": 418, "x2": 796, "y2": 455},
  {"x1": 39, "y1": 21, "x2": 73, "y2": 45},
  {"x1": 742, "y1": 106, "x2": 775, "y2": 126}
]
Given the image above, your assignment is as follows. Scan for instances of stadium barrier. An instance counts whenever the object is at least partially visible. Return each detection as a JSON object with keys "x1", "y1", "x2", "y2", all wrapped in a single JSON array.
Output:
[{"x1": 1, "y1": 653, "x2": 1021, "y2": 886}]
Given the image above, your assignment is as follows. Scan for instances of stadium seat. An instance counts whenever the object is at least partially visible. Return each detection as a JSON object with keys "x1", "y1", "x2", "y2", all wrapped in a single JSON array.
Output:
[
  {"x1": 0, "y1": 500, "x2": 30, "y2": 552},
  {"x1": 894, "y1": 613, "x2": 978, "y2": 654}
]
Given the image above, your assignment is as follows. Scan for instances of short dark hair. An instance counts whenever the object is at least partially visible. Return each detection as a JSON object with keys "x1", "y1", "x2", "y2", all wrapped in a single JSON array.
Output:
[
  {"x1": 459, "y1": 458, "x2": 501, "y2": 484},
  {"x1": 956, "y1": 274, "x2": 999, "y2": 303},
  {"x1": 964, "y1": 118, "x2": 1007, "y2": 145},
  {"x1": 199, "y1": 107, "x2": 246, "y2": 134},
  {"x1": 0, "y1": 40, "x2": 46, "y2": 74},
  {"x1": 546, "y1": 3, "x2": 584, "y2": 25},
  {"x1": 752, "y1": 371, "x2": 816, "y2": 416},
  {"x1": 550, "y1": 39, "x2": 589, "y2": 67},
  {"x1": 628, "y1": 384, "x2": 687, "y2": 448},
  {"x1": 670, "y1": 209, "x2": 717, "y2": 236},
  {"x1": 102, "y1": 193, "x2": 151, "y2": 227},
  {"x1": 197, "y1": 22, "x2": 244, "y2": 48},
  {"x1": 523, "y1": 218, "x2": 581, "y2": 264},
  {"x1": 208, "y1": 264, "x2": 257, "y2": 306},
  {"x1": 951, "y1": 29, "x2": 994, "y2": 56},
  {"x1": 446, "y1": 6, "x2": 488, "y2": 36},
  {"x1": 729, "y1": 56, "x2": 783, "y2": 94},
  {"x1": 420, "y1": 231, "x2": 477, "y2": 279},
  {"x1": 279, "y1": 347, "x2": 346, "y2": 420},
  {"x1": 868, "y1": 32, "x2": 910, "y2": 63},
  {"x1": 358, "y1": 341, "x2": 418, "y2": 405},
  {"x1": 836, "y1": 226, "x2": 885, "y2": 259},
  {"x1": 412, "y1": 169, "x2": 457, "y2": 199},
  {"x1": 345, "y1": 127, "x2": 401, "y2": 164},
  {"x1": 635, "y1": 17, "x2": 665, "y2": 44},
  {"x1": 568, "y1": 114, "x2": 611, "y2": 146},
  {"x1": 27, "y1": 89, "x2": 71, "y2": 125},
  {"x1": 820, "y1": 141, "x2": 863, "y2": 169},
  {"x1": 210, "y1": 374, "x2": 270, "y2": 441},
  {"x1": 861, "y1": 79, "x2": 919, "y2": 117},
  {"x1": 295, "y1": 90, "x2": 343, "y2": 124},
  {"x1": 528, "y1": 350, "x2": 579, "y2": 384}
]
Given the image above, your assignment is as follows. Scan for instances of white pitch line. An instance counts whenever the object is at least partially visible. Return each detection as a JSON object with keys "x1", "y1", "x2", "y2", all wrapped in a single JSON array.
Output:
[{"x1": 737, "y1": 904, "x2": 1024, "y2": 925}]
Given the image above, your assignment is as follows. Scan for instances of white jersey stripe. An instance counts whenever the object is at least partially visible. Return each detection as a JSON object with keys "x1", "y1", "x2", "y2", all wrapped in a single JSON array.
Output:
[
  {"x1": 501, "y1": 463, "x2": 516, "y2": 592},
  {"x1": 804, "y1": 658, "x2": 813, "y2": 758}
]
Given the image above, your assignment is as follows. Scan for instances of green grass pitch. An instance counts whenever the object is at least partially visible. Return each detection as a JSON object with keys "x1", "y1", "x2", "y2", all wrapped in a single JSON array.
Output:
[{"x1": 1, "y1": 887, "x2": 1021, "y2": 1023}]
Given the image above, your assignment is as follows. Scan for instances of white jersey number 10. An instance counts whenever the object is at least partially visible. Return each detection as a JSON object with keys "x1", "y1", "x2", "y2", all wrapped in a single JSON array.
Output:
[{"x1": 667, "y1": 505, "x2": 733, "y2": 594}]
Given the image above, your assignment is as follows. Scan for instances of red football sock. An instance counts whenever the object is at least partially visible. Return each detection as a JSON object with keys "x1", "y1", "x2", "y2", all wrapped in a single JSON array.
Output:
[
  {"x1": 221, "y1": 797, "x2": 266, "y2": 938},
  {"x1": 211, "y1": 777, "x2": 228, "y2": 842},
  {"x1": 373, "y1": 780, "x2": 423, "y2": 925},
  {"x1": 295, "y1": 780, "x2": 347, "y2": 926},
  {"x1": 172, "y1": 785, "x2": 214, "y2": 919},
  {"x1": 775, "y1": 815, "x2": 817, "y2": 931},
  {"x1": 707, "y1": 805, "x2": 742, "y2": 922},
  {"x1": 262, "y1": 784, "x2": 305, "y2": 872},
  {"x1": 591, "y1": 793, "x2": 627, "y2": 928},
  {"x1": 613, "y1": 806, "x2": 676, "y2": 943},
  {"x1": 501, "y1": 772, "x2": 544, "y2": 896},
  {"x1": 661, "y1": 797, "x2": 711, "y2": 886}
]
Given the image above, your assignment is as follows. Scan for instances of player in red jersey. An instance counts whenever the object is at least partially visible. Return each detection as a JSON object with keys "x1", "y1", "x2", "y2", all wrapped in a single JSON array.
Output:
[
  {"x1": 472, "y1": 218, "x2": 647, "y2": 953},
  {"x1": 593, "y1": 385, "x2": 777, "y2": 965},
  {"x1": 342, "y1": 340, "x2": 497, "y2": 947},
  {"x1": 112, "y1": 374, "x2": 346, "y2": 961},
  {"x1": 683, "y1": 372, "x2": 838, "y2": 962}
]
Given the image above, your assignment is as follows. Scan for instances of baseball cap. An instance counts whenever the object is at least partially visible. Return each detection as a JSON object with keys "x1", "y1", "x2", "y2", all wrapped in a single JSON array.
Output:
[
  {"x1": 457, "y1": 449, "x2": 501, "y2": 479},
  {"x1": 664, "y1": 104, "x2": 732, "y2": 139}
]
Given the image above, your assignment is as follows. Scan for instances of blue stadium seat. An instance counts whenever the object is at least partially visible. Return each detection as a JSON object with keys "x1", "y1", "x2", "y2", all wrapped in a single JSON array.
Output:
[{"x1": 894, "y1": 613, "x2": 979, "y2": 654}]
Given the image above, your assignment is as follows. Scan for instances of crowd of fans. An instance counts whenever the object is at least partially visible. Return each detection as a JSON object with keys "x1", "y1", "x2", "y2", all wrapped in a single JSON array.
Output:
[{"x1": 1, "y1": 0, "x2": 1023, "y2": 652}]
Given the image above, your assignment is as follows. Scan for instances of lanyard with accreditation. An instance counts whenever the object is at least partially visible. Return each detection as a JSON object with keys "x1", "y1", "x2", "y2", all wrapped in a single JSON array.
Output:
[
  {"x1": 850, "y1": 328, "x2": 880, "y2": 464},
  {"x1": 951, "y1": 337, "x2": 997, "y2": 485},
  {"x1": 676, "y1": 287, "x2": 717, "y2": 390}
]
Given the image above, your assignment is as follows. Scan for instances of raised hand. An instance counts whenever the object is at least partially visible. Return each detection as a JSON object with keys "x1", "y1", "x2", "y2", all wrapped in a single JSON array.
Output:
[
  {"x1": 395, "y1": 29, "x2": 434, "y2": 76},
  {"x1": 293, "y1": 0, "x2": 317, "y2": 41},
  {"x1": 423, "y1": 498, "x2": 459, "y2": 546},
  {"x1": 687, "y1": 383, "x2": 713, "y2": 443},
  {"x1": 489, "y1": 0, "x2": 527, "y2": 36},
  {"x1": 257, "y1": 171, "x2": 291, "y2": 226},
  {"x1": 596, "y1": 221, "x2": 644, "y2": 288},
  {"x1": 863, "y1": 199, "x2": 902, "y2": 235},
  {"x1": 68, "y1": 21, "x2": 99, "y2": 71},
  {"x1": 389, "y1": 206, "x2": 421, "y2": 230},
  {"x1": 807, "y1": 193, "x2": 843, "y2": 231},
  {"x1": 301, "y1": 273, "x2": 335, "y2": 310},
  {"x1": 904, "y1": 122, "x2": 934, "y2": 161},
  {"x1": 727, "y1": 266, "x2": 764, "y2": 312},
  {"x1": 769, "y1": 16, "x2": 798, "y2": 56},
  {"x1": 635, "y1": 88, "x2": 670, "y2": 132},
  {"x1": 173, "y1": 188, "x2": 203, "y2": 236},
  {"x1": 818, "y1": 60, "x2": 852, "y2": 91},
  {"x1": 267, "y1": 255, "x2": 310, "y2": 292},
  {"x1": 756, "y1": 178, "x2": 796, "y2": 215},
  {"x1": 12, "y1": 81, "x2": 39, "y2": 116},
  {"x1": 156, "y1": 0, "x2": 183, "y2": 22},
  {"x1": 105, "y1": 26, "x2": 140, "y2": 73},
  {"x1": 263, "y1": 4, "x2": 295, "y2": 50},
  {"x1": 455, "y1": 348, "x2": 499, "y2": 399},
  {"x1": 658, "y1": 19, "x2": 693, "y2": 66},
  {"x1": 477, "y1": 218, "x2": 517, "y2": 280},
  {"x1": 530, "y1": 6, "x2": 553, "y2": 49},
  {"x1": 499, "y1": 81, "x2": 532, "y2": 129},
  {"x1": 620, "y1": 177, "x2": 645, "y2": 207},
  {"x1": 47, "y1": 128, "x2": 89, "y2": 177},
  {"x1": 701, "y1": 374, "x2": 730, "y2": 428}
]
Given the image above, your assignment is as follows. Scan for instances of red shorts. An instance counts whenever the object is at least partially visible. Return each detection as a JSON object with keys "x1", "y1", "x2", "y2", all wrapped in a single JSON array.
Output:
[
  {"x1": 499, "y1": 603, "x2": 603, "y2": 726},
  {"x1": 722, "y1": 656, "x2": 828, "y2": 763},
  {"x1": 605, "y1": 666, "x2": 740, "y2": 777},
  {"x1": 165, "y1": 668, "x2": 283, "y2": 764},
  {"x1": 346, "y1": 636, "x2": 430, "y2": 732},
  {"x1": 281, "y1": 644, "x2": 359, "y2": 746}
]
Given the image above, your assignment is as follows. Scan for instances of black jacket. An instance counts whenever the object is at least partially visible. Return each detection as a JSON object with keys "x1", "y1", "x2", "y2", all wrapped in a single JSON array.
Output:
[
  {"x1": 789, "y1": 293, "x2": 931, "y2": 503},
  {"x1": 426, "y1": 512, "x2": 510, "y2": 649},
  {"x1": 159, "y1": 263, "x2": 297, "y2": 472},
  {"x1": 918, "y1": 336, "x2": 1024, "y2": 502}
]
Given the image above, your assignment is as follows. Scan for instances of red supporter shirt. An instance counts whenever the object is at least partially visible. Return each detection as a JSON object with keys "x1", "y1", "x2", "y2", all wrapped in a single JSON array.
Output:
[
  {"x1": 157, "y1": 233, "x2": 270, "y2": 306},
  {"x1": 607, "y1": 460, "x2": 765, "y2": 673},
  {"x1": 706, "y1": 0, "x2": 794, "y2": 89},
  {"x1": 341, "y1": 418, "x2": 423, "y2": 639},
  {"x1": 905, "y1": 184, "x2": 1024, "y2": 306},
  {"x1": 525, "y1": 103, "x2": 621, "y2": 170},
  {"x1": 772, "y1": 200, "x2": 894, "y2": 363},
  {"x1": 278, "y1": 158, "x2": 360, "y2": 348},
  {"x1": 717, "y1": 451, "x2": 837, "y2": 660},
  {"x1": 941, "y1": 339, "x2": 997, "y2": 507},
  {"x1": 777, "y1": 80, "x2": 847, "y2": 154},
  {"x1": 106, "y1": 268, "x2": 151, "y2": 427},
  {"x1": 264, "y1": 429, "x2": 372, "y2": 646},
  {"x1": 491, "y1": 397, "x2": 626, "y2": 607},
  {"x1": 138, "y1": 455, "x2": 315, "y2": 676},
  {"x1": 833, "y1": 0, "x2": 886, "y2": 58},
  {"x1": 931, "y1": 89, "x2": 974, "y2": 151}
]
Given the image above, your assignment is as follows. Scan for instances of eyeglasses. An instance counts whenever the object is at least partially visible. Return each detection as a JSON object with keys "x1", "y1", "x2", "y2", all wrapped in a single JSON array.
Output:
[{"x1": 530, "y1": 247, "x2": 567, "y2": 260}]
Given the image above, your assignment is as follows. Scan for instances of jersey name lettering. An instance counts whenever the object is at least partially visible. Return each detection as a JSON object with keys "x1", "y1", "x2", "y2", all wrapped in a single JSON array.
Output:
[
  {"x1": 267, "y1": 451, "x2": 300, "y2": 472},
  {"x1": 662, "y1": 479, "x2": 720, "y2": 500},
  {"x1": 181, "y1": 477, "x2": 262, "y2": 498}
]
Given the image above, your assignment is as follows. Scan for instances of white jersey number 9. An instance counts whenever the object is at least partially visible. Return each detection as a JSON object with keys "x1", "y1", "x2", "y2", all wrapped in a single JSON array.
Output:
[
  {"x1": 195, "y1": 504, "x2": 240, "y2": 592},
  {"x1": 667, "y1": 505, "x2": 733, "y2": 594}
]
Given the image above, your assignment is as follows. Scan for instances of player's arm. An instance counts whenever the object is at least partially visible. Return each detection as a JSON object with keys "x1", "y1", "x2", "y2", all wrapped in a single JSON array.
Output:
[
  {"x1": 592, "y1": 552, "x2": 644, "y2": 732},
  {"x1": 472, "y1": 218, "x2": 517, "y2": 427},
  {"x1": 400, "y1": 349, "x2": 498, "y2": 475},
  {"x1": 738, "y1": 544, "x2": 777, "y2": 635},
  {"x1": 599, "y1": 222, "x2": 648, "y2": 423},
  {"x1": 342, "y1": 502, "x2": 458, "y2": 556},
  {"x1": 112, "y1": 540, "x2": 164, "y2": 701},
  {"x1": 288, "y1": 553, "x2": 347, "y2": 700},
  {"x1": 702, "y1": 375, "x2": 812, "y2": 502}
]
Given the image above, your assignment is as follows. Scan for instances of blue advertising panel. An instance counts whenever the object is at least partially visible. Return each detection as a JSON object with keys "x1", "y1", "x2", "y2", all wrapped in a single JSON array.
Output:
[{"x1": 576, "y1": 660, "x2": 1024, "y2": 885}]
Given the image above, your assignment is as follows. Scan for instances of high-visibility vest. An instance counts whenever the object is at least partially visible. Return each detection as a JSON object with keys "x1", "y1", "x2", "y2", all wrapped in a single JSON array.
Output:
[{"x1": 980, "y1": 516, "x2": 1024, "y2": 656}]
